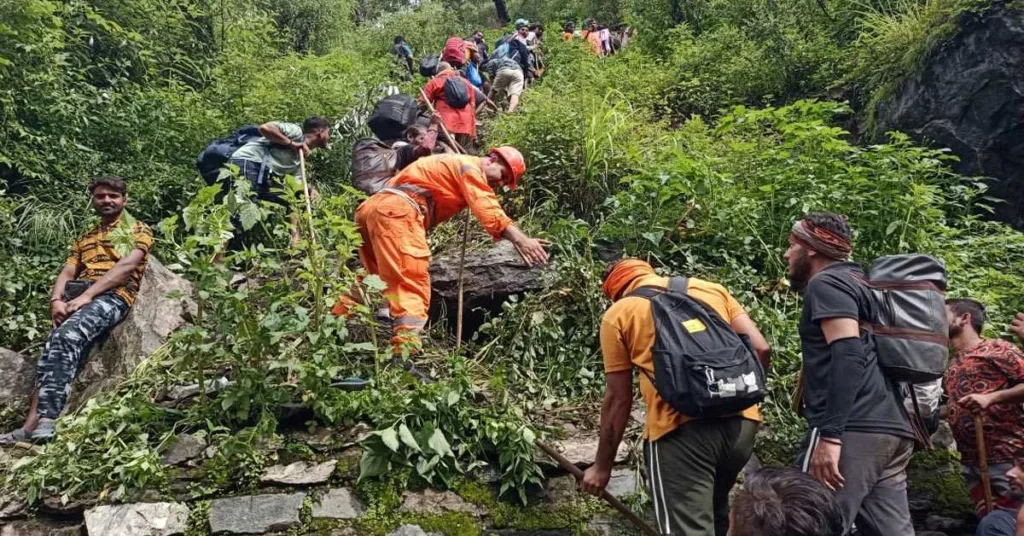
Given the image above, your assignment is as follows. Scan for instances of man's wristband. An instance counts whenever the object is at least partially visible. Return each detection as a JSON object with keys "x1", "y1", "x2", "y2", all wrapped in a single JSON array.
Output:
[
  {"x1": 50, "y1": 298, "x2": 63, "y2": 303},
  {"x1": 819, "y1": 437, "x2": 843, "y2": 446}
]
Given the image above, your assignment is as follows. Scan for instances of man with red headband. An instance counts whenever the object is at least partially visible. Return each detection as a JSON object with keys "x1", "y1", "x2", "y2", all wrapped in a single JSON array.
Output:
[
  {"x1": 580, "y1": 259, "x2": 771, "y2": 536},
  {"x1": 333, "y1": 148, "x2": 548, "y2": 354},
  {"x1": 785, "y1": 212, "x2": 916, "y2": 536}
]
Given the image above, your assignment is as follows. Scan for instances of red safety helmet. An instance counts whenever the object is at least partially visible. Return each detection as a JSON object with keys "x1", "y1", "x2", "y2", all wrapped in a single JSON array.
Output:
[{"x1": 489, "y1": 146, "x2": 526, "y2": 190}]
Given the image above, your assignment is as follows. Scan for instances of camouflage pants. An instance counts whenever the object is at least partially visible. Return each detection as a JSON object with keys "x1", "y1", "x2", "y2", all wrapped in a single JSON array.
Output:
[{"x1": 36, "y1": 292, "x2": 128, "y2": 419}]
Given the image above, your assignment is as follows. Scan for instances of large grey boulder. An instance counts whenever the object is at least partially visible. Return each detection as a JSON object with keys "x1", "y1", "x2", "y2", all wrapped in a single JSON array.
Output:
[
  {"x1": 67, "y1": 257, "x2": 194, "y2": 411},
  {"x1": 0, "y1": 349, "x2": 35, "y2": 417},
  {"x1": 84, "y1": 502, "x2": 189, "y2": 536},
  {"x1": 875, "y1": 5, "x2": 1024, "y2": 228},
  {"x1": 429, "y1": 240, "x2": 555, "y2": 303},
  {"x1": 428, "y1": 240, "x2": 555, "y2": 338}
]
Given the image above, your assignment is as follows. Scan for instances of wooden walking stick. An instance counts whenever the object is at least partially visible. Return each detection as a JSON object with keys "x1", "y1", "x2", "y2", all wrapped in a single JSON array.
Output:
[
  {"x1": 298, "y1": 149, "x2": 316, "y2": 245},
  {"x1": 535, "y1": 441, "x2": 660, "y2": 536},
  {"x1": 975, "y1": 415, "x2": 995, "y2": 514},
  {"x1": 418, "y1": 87, "x2": 472, "y2": 348}
]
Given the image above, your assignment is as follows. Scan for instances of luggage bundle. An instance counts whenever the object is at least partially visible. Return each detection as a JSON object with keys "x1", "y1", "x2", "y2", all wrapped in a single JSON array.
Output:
[
  {"x1": 367, "y1": 94, "x2": 419, "y2": 141},
  {"x1": 351, "y1": 139, "x2": 398, "y2": 195}
]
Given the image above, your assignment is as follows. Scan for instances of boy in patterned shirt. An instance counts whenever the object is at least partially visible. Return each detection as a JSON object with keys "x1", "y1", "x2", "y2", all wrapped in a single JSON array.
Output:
[
  {"x1": 0, "y1": 177, "x2": 153, "y2": 443},
  {"x1": 944, "y1": 298, "x2": 1024, "y2": 533}
]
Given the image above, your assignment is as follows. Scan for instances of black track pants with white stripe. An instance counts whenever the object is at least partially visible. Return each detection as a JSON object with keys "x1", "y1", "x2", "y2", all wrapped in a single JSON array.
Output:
[{"x1": 644, "y1": 417, "x2": 758, "y2": 535}]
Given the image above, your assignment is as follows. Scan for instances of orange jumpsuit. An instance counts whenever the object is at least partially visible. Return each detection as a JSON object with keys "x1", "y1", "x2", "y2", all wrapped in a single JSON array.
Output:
[{"x1": 347, "y1": 154, "x2": 513, "y2": 351}]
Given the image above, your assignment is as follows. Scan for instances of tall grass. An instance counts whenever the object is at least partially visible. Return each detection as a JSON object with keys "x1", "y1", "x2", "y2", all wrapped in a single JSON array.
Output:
[{"x1": 846, "y1": 0, "x2": 990, "y2": 132}]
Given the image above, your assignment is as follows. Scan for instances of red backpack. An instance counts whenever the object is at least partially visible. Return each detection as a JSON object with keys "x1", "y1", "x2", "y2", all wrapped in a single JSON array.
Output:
[{"x1": 441, "y1": 37, "x2": 466, "y2": 65}]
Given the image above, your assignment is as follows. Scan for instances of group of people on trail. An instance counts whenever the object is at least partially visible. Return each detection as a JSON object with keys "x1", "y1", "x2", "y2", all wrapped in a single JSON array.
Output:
[
  {"x1": 577, "y1": 212, "x2": 1024, "y2": 536},
  {"x1": 562, "y1": 18, "x2": 633, "y2": 57},
  {"x1": 6, "y1": 23, "x2": 1024, "y2": 536},
  {"x1": 392, "y1": 21, "x2": 543, "y2": 118}
]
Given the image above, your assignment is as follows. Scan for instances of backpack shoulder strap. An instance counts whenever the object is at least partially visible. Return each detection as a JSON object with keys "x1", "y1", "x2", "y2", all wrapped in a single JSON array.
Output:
[
  {"x1": 625, "y1": 286, "x2": 662, "y2": 300},
  {"x1": 667, "y1": 276, "x2": 689, "y2": 294}
]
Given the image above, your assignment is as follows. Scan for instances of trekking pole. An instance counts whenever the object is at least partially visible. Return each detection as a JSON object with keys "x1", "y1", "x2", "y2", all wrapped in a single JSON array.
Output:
[
  {"x1": 298, "y1": 150, "x2": 316, "y2": 245},
  {"x1": 535, "y1": 441, "x2": 660, "y2": 536},
  {"x1": 419, "y1": 88, "x2": 472, "y2": 349},
  {"x1": 975, "y1": 415, "x2": 995, "y2": 514}
]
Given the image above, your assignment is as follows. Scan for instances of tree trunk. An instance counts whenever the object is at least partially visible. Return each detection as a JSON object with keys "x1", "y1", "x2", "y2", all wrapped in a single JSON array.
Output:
[{"x1": 493, "y1": 0, "x2": 510, "y2": 24}]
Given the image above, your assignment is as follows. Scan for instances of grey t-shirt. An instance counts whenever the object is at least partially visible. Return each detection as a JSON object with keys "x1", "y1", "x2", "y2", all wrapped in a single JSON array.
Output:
[
  {"x1": 230, "y1": 122, "x2": 305, "y2": 179},
  {"x1": 798, "y1": 262, "x2": 915, "y2": 439}
]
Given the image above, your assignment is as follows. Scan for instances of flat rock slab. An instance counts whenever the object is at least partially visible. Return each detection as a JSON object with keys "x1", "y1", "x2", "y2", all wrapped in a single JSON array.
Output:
[
  {"x1": 209, "y1": 493, "x2": 305, "y2": 534},
  {"x1": 387, "y1": 525, "x2": 442, "y2": 536},
  {"x1": 260, "y1": 460, "x2": 336, "y2": 485},
  {"x1": 84, "y1": 502, "x2": 189, "y2": 536},
  {"x1": 311, "y1": 488, "x2": 364, "y2": 519},
  {"x1": 399, "y1": 489, "x2": 485, "y2": 517},
  {"x1": 540, "y1": 437, "x2": 628, "y2": 467},
  {"x1": 0, "y1": 520, "x2": 82, "y2": 536},
  {"x1": 161, "y1": 434, "x2": 206, "y2": 466}
]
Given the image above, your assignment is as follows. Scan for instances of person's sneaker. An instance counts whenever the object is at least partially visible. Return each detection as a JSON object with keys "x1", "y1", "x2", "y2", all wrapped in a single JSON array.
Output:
[
  {"x1": 0, "y1": 428, "x2": 28, "y2": 446},
  {"x1": 30, "y1": 418, "x2": 56, "y2": 442}
]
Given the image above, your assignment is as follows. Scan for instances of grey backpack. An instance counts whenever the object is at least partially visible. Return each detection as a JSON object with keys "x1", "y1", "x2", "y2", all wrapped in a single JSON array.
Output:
[{"x1": 860, "y1": 255, "x2": 949, "y2": 383}]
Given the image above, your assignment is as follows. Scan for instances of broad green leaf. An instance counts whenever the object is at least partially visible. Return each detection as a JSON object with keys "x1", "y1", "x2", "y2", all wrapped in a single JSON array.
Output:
[
  {"x1": 398, "y1": 424, "x2": 421, "y2": 452},
  {"x1": 379, "y1": 427, "x2": 400, "y2": 452},
  {"x1": 427, "y1": 428, "x2": 452, "y2": 457},
  {"x1": 358, "y1": 450, "x2": 390, "y2": 481}
]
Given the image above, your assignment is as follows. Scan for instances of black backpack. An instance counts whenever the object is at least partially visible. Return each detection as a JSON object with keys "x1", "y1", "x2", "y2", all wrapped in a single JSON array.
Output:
[
  {"x1": 628, "y1": 277, "x2": 766, "y2": 418},
  {"x1": 195, "y1": 125, "x2": 262, "y2": 185},
  {"x1": 442, "y1": 77, "x2": 471, "y2": 108},
  {"x1": 419, "y1": 55, "x2": 439, "y2": 77}
]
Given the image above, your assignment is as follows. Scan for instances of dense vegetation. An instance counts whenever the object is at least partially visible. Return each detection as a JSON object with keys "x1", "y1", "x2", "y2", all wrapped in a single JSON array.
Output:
[{"x1": 3, "y1": 0, "x2": 1023, "y2": 530}]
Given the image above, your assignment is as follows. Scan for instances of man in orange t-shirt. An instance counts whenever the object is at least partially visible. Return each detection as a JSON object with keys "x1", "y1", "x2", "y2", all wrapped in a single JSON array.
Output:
[{"x1": 580, "y1": 259, "x2": 771, "y2": 536}]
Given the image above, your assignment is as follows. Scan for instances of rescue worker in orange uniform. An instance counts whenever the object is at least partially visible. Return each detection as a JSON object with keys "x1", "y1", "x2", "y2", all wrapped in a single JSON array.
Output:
[{"x1": 334, "y1": 147, "x2": 548, "y2": 353}]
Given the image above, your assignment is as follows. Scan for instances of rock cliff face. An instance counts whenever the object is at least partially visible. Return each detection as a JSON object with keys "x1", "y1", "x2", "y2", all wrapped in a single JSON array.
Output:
[{"x1": 876, "y1": 5, "x2": 1024, "y2": 228}]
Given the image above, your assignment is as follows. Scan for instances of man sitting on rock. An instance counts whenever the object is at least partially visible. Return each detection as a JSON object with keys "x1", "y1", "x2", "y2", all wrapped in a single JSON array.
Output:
[
  {"x1": 944, "y1": 298, "x2": 1024, "y2": 531},
  {"x1": 1, "y1": 177, "x2": 153, "y2": 444}
]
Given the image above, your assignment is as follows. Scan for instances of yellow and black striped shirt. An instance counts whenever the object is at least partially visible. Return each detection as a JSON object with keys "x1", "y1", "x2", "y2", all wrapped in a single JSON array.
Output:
[{"x1": 66, "y1": 218, "x2": 154, "y2": 306}]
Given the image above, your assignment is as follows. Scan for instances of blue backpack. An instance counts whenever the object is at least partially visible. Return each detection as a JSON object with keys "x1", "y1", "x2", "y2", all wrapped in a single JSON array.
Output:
[
  {"x1": 465, "y1": 62, "x2": 483, "y2": 87},
  {"x1": 195, "y1": 125, "x2": 262, "y2": 185},
  {"x1": 491, "y1": 35, "x2": 515, "y2": 60}
]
